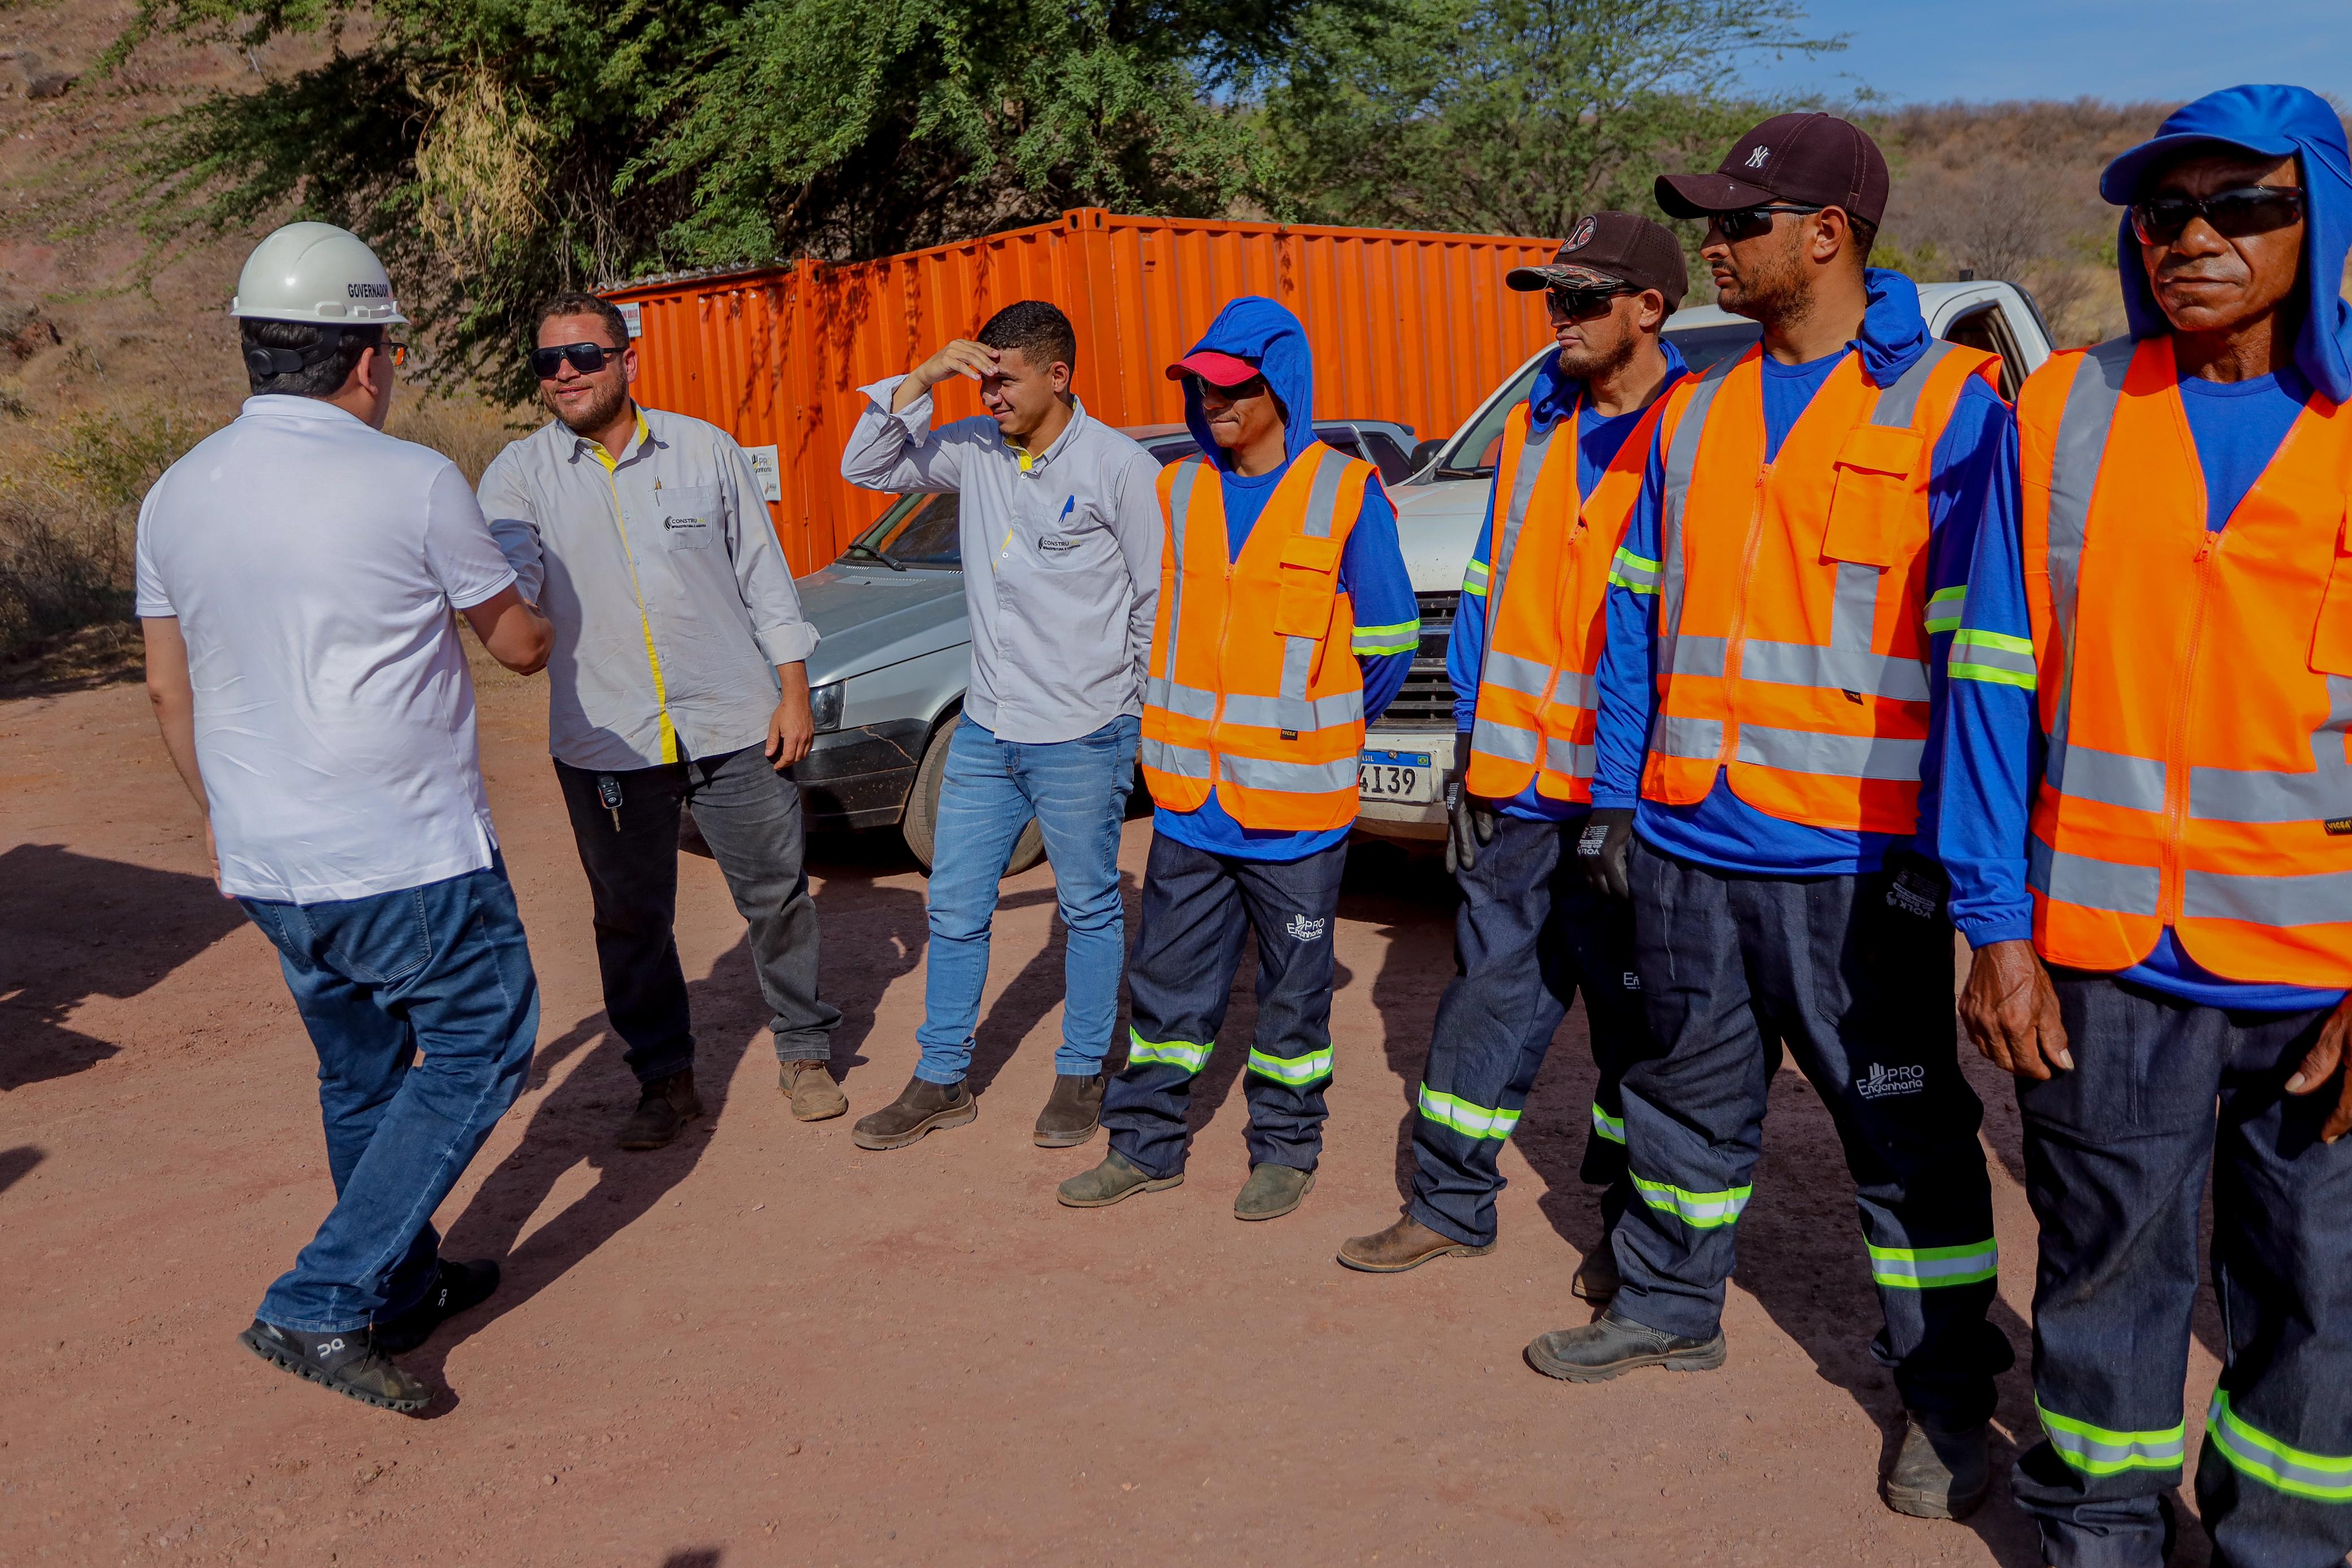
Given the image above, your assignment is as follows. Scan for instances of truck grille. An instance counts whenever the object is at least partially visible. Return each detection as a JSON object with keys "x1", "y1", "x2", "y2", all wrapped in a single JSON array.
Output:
[{"x1": 1380, "y1": 591, "x2": 1459, "y2": 730}]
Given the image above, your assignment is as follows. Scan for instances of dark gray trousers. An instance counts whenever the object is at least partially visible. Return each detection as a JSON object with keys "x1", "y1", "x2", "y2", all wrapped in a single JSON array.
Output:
[{"x1": 556, "y1": 744, "x2": 840, "y2": 1084}]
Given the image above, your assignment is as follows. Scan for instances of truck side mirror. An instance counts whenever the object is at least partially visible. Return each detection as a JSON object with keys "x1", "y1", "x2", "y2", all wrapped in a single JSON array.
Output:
[{"x1": 1407, "y1": 438, "x2": 1446, "y2": 476}]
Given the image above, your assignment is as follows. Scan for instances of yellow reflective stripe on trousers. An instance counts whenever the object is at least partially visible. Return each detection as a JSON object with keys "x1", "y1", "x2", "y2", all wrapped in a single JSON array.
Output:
[
  {"x1": 1589, "y1": 1103, "x2": 1625, "y2": 1144},
  {"x1": 1352, "y1": 618, "x2": 1421, "y2": 656},
  {"x1": 1924, "y1": 584, "x2": 1968, "y2": 634},
  {"x1": 1950, "y1": 628, "x2": 2037, "y2": 690},
  {"x1": 1417, "y1": 1084, "x2": 1519, "y2": 1140},
  {"x1": 1247, "y1": 1045, "x2": 1333, "y2": 1085},
  {"x1": 1867, "y1": 1238, "x2": 1997, "y2": 1288},
  {"x1": 2037, "y1": 1400, "x2": 2186, "y2": 1476},
  {"x1": 1126, "y1": 1028, "x2": 1211, "y2": 1075},
  {"x1": 2207, "y1": 1389, "x2": 2352, "y2": 1501},
  {"x1": 1632, "y1": 1173, "x2": 1751, "y2": 1228}
]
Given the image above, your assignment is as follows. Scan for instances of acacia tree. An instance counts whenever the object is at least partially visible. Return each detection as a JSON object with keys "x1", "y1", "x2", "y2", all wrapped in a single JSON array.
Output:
[
  {"x1": 1256, "y1": 0, "x2": 1842, "y2": 237},
  {"x1": 114, "y1": 0, "x2": 1300, "y2": 397}
]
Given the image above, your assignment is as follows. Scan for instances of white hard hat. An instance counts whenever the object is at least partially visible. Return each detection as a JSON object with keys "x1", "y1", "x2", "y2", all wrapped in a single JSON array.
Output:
[{"x1": 229, "y1": 222, "x2": 408, "y2": 326}]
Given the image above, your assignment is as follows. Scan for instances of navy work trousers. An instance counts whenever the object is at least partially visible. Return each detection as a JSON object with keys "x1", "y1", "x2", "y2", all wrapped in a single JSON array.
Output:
[
  {"x1": 1615, "y1": 838, "x2": 2005, "y2": 1428},
  {"x1": 1100, "y1": 831, "x2": 1348, "y2": 1178},
  {"x1": 1409, "y1": 812, "x2": 1641, "y2": 1248},
  {"x1": 2011, "y1": 972, "x2": 2352, "y2": 1568}
]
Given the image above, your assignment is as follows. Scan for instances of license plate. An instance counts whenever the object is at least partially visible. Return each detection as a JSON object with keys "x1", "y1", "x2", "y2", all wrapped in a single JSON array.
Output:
[{"x1": 1358, "y1": 748, "x2": 1438, "y2": 803}]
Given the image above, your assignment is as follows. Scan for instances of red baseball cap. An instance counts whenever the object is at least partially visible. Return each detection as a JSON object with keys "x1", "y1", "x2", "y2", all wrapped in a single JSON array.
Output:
[{"x1": 1165, "y1": 350, "x2": 1261, "y2": 388}]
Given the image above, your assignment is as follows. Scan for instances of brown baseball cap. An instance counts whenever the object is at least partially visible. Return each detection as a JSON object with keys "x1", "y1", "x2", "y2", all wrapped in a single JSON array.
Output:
[
  {"x1": 1505, "y1": 211, "x2": 1689, "y2": 311},
  {"x1": 1655, "y1": 112, "x2": 1890, "y2": 228}
]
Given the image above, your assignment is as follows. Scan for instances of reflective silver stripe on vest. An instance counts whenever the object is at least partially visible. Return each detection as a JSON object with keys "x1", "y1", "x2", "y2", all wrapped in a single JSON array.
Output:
[
  {"x1": 1161, "y1": 458, "x2": 1207, "y2": 682},
  {"x1": 1654, "y1": 713, "x2": 1724, "y2": 760},
  {"x1": 1144, "y1": 674, "x2": 1219, "y2": 722},
  {"x1": 1481, "y1": 648, "x2": 1554, "y2": 699},
  {"x1": 1658, "y1": 354, "x2": 1745, "y2": 686},
  {"x1": 1489, "y1": 414, "x2": 1563, "y2": 617},
  {"x1": 1224, "y1": 689, "x2": 1365, "y2": 732},
  {"x1": 2029, "y1": 835, "x2": 2161, "y2": 915},
  {"x1": 1272, "y1": 448, "x2": 1356, "y2": 734},
  {"x1": 1551, "y1": 668, "x2": 1593, "y2": 711},
  {"x1": 1141, "y1": 737, "x2": 1213, "y2": 779},
  {"x1": 1735, "y1": 725, "x2": 1925, "y2": 781},
  {"x1": 1218, "y1": 751, "x2": 1361, "y2": 794},
  {"x1": 1873, "y1": 337, "x2": 1958, "y2": 426},
  {"x1": 1741, "y1": 640, "x2": 1932, "y2": 702},
  {"x1": 2044, "y1": 339, "x2": 2137, "y2": 758},
  {"x1": 1671, "y1": 635, "x2": 1727, "y2": 675},
  {"x1": 2190, "y1": 675, "x2": 2352, "y2": 824},
  {"x1": 2184, "y1": 867, "x2": 2352, "y2": 928},
  {"x1": 1472, "y1": 715, "x2": 1542, "y2": 764},
  {"x1": 1544, "y1": 737, "x2": 1597, "y2": 779},
  {"x1": 2047, "y1": 743, "x2": 2167, "y2": 814}
]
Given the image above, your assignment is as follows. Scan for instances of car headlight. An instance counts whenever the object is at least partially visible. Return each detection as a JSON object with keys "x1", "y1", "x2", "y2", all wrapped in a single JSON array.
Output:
[{"x1": 808, "y1": 680, "x2": 845, "y2": 734}]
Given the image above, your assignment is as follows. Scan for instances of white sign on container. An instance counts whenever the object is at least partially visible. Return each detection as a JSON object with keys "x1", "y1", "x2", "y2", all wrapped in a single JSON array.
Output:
[
  {"x1": 743, "y1": 444, "x2": 782, "y2": 504},
  {"x1": 617, "y1": 301, "x2": 642, "y2": 339}
]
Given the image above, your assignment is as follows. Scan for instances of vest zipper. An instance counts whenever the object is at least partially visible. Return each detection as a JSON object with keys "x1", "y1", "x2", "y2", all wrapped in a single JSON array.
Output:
[
  {"x1": 2160, "y1": 529, "x2": 2225, "y2": 922},
  {"x1": 1715, "y1": 460, "x2": 1773, "y2": 764}
]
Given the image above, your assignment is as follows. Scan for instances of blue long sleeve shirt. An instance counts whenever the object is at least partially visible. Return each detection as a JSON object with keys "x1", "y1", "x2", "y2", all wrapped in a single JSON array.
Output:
[
  {"x1": 1448, "y1": 344, "x2": 1688, "y2": 822},
  {"x1": 1151, "y1": 460, "x2": 1419, "y2": 862},
  {"x1": 1940, "y1": 359, "x2": 2341, "y2": 1010},
  {"x1": 1592, "y1": 339, "x2": 2011, "y2": 876}
]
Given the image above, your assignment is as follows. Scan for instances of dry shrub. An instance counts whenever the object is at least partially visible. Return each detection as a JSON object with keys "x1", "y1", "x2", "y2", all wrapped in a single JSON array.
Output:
[{"x1": 387, "y1": 395, "x2": 530, "y2": 486}]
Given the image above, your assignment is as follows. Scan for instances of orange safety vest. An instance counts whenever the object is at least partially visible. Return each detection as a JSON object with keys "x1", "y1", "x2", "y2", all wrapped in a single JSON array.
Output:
[
  {"x1": 1642, "y1": 339, "x2": 1999, "y2": 833},
  {"x1": 2020, "y1": 335, "x2": 2352, "y2": 985},
  {"x1": 1138, "y1": 442, "x2": 1376, "y2": 831},
  {"x1": 1465, "y1": 383, "x2": 1682, "y2": 803}
]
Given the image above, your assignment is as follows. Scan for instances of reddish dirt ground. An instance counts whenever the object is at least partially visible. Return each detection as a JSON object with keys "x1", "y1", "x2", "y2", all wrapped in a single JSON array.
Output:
[{"x1": 2, "y1": 659, "x2": 2231, "y2": 1567}]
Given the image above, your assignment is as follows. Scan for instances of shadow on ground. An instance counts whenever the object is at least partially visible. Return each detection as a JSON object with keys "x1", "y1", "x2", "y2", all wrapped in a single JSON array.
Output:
[{"x1": 0, "y1": 842, "x2": 247, "y2": 1091}]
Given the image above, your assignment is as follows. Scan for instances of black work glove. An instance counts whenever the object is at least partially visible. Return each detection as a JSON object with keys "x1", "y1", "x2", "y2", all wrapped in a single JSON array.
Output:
[
  {"x1": 1446, "y1": 779, "x2": 1498, "y2": 877},
  {"x1": 1577, "y1": 806, "x2": 1635, "y2": 900}
]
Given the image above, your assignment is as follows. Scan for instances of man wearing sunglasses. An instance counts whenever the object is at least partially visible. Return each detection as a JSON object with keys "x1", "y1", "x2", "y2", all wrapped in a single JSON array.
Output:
[
  {"x1": 1943, "y1": 83, "x2": 2352, "y2": 1568},
  {"x1": 1563, "y1": 113, "x2": 2016, "y2": 1522},
  {"x1": 480, "y1": 292, "x2": 841, "y2": 1150},
  {"x1": 1335, "y1": 213, "x2": 1687, "y2": 1292}
]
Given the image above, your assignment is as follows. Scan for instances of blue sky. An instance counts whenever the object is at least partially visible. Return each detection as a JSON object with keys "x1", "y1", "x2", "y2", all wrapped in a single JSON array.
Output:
[{"x1": 1741, "y1": 0, "x2": 2352, "y2": 105}]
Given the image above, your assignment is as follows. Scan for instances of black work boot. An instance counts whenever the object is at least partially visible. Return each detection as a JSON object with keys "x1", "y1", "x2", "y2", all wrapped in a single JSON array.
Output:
[
  {"x1": 239, "y1": 1320, "x2": 431, "y2": 1413},
  {"x1": 619, "y1": 1068, "x2": 702, "y2": 1151},
  {"x1": 1234, "y1": 1163, "x2": 1315, "y2": 1221},
  {"x1": 850, "y1": 1075, "x2": 976, "y2": 1151},
  {"x1": 1882, "y1": 1417, "x2": 1991, "y2": 1521},
  {"x1": 372, "y1": 1259, "x2": 500, "y2": 1354},
  {"x1": 1572, "y1": 1239, "x2": 1622, "y2": 1303},
  {"x1": 1524, "y1": 1310, "x2": 1728, "y2": 1382},
  {"x1": 1337, "y1": 1215, "x2": 1494, "y2": 1272},
  {"x1": 1057, "y1": 1146, "x2": 1182, "y2": 1208},
  {"x1": 1033, "y1": 1072, "x2": 1106, "y2": 1148}
]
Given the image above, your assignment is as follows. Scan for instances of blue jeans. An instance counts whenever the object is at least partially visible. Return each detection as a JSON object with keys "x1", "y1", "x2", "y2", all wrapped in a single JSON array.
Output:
[
  {"x1": 916, "y1": 713, "x2": 1138, "y2": 1084},
  {"x1": 239, "y1": 859, "x2": 539, "y2": 1333}
]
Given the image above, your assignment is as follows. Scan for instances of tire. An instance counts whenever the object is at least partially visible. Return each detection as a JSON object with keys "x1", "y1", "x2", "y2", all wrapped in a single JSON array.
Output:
[{"x1": 901, "y1": 712, "x2": 1045, "y2": 877}]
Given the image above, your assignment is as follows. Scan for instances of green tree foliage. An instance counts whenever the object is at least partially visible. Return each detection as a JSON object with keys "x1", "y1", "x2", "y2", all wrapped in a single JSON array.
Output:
[
  {"x1": 115, "y1": 0, "x2": 1300, "y2": 396},
  {"x1": 1254, "y1": 0, "x2": 1840, "y2": 239}
]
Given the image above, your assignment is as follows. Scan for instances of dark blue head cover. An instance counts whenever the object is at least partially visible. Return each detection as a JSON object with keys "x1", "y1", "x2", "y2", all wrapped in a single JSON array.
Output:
[
  {"x1": 2100, "y1": 83, "x2": 2352, "y2": 404},
  {"x1": 1180, "y1": 296, "x2": 1317, "y2": 471}
]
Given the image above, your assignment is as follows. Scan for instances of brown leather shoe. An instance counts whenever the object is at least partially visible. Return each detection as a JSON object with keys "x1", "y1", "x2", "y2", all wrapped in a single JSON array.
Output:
[
  {"x1": 1337, "y1": 1214, "x2": 1496, "y2": 1272},
  {"x1": 618, "y1": 1069, "x2": 701, "y2": 1150},
  {"x1": 1033, "y1": 1072, "x2": 1106, "y2": 1147},
  {"x1": 780, "y1": 1058, "x2": 848, "y2": 1121},
  {"x1": 850, "y1": 1075, "x2": 976, "y2": 1150}
]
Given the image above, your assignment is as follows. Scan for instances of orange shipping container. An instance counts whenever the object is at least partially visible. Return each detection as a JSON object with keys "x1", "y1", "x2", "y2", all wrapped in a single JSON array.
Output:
[{"x1": 607, "y1": 208, "x2": 1563, "y2": 575}]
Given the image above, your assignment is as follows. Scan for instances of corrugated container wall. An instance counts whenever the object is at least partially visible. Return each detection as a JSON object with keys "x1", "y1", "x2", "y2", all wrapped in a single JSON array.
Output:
[{"x1": 607, "y1": 209, "x2": 1562, "y2": 575}]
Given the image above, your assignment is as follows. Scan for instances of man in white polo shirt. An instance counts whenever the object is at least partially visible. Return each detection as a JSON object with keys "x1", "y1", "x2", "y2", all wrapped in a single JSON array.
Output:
[{"x1": 138, "y1": 224, "x2": 554, "y2": 1414}]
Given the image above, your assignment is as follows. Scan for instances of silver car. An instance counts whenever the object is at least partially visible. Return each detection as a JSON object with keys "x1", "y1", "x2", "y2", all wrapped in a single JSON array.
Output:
[{"x1": 792, "y1": 420, "x2": 1420, "y2": 872}]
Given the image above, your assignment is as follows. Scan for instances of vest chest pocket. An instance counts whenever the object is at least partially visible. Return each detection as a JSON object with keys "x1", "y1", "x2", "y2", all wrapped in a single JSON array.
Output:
[
  {"x1": 660, "y1": 485, "x2": 718, "y2": 551},
  {"x1": 2311, "y1": 506, "x2": 2352, "y2": 674},
  {"x1": 1274, "y1": 533, "x2": 1343, "y2": 639},
  {"x1": 1822, "y1": 426, "x2": 1922, "y2": 569}
]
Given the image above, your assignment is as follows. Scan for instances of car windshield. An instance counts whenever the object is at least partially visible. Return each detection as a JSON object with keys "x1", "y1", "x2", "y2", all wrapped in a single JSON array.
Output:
[
  {"x1": 845, "y1": 491, "x2": 962, "y2": 568},
  {"x1": 1668, "y1": 321, "x2": 1763, "y2": 376}
]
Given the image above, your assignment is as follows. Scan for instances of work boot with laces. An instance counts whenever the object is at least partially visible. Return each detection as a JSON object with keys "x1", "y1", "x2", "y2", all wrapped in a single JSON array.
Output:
[
  {"x1": 618, "y1": 1069, "x2": 702, "y2": 1151},
  {"x1": 372, "y1": 1258, "x2": 500, "y2": 1354},
  {"x1": 1881, "y1": 1417, "x2": 1991, "y2": 1520},
  {"x1": 1337, "y1": 1214, "x2": 1494, "y2": 1272},
  {"x1": 1033, "y1": 1072, "x2": 1106, "y2": 1148},
  {"x1": 780, "y1": 1058, "x2": 849, "y2": 1121},
  {"x1": 850, "y1": 1075, "x2": 976, "y2": 1150}
]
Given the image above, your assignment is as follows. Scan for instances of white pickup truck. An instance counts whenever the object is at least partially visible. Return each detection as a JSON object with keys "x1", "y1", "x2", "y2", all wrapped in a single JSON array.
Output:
[{"x1": 1352, "y1": 279, "x2": 2057, "y2": 843}]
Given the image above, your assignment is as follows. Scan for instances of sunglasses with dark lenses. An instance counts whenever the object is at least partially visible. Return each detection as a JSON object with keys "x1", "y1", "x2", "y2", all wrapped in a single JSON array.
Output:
[
  {"x1": 1191, "y1": 372, "x2": 1269, "y2": 400},
  {"x1": 529, "y1": 341, "x2": 622, "y2": 379},
  {"x1": 1545, "y1": 284, "x2": 1635, "y2": 318},
  {"x1": 2129, "y1": 186, "x2": 2306, "y2": 246},
  {"x1": 1712, "y1": 203, "x2": 1826, "y2": 242}
]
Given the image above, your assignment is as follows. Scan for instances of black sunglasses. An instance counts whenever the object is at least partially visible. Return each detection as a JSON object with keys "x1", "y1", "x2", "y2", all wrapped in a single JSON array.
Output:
[
  {"x1": 1711, "y1": 203, "x2": 1826, "y2": 242},
  {"x1": 1545, "y1": 284, "x2": 1635, "y2": 318},
  {"x1": 530, "y1": 341, "x2": 624, "y2": 379},
  {"x1": 2130, "y1": 185, "x2": 2306, "y2": 246},
  {"x1": 1191, "y1": 372, "x2": 1269, "y2": 400}
]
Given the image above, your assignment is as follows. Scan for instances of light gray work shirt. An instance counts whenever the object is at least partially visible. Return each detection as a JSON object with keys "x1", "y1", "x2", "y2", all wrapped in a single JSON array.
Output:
[
  {"x1": 841, "y1": 378, "x2": 1161, "y2": 745},
  {"x1": 479, "y1": 405, "x2": 818, "y2": 772}
]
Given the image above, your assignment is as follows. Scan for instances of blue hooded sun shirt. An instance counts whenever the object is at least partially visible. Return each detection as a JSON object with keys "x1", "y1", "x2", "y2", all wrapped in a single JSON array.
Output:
[
  {"x1": 1151, "y1": 296, "x2": 1421, "y2": 863},
  {"x1": 1591, "y1": 268, "x2": 2016, "y2": 878},
  {"x1": 1448, "y1": 335, "x2": 1690, "y2": 822},
  {"x1": 1940, "y1": 83, "x2": 2352, "y2": 1010}
]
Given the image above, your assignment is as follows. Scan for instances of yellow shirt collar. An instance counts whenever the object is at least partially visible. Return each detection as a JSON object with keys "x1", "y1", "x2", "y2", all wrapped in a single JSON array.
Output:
[{"x1": 590, "y1": 408, "x2": 651, "y2": 472}]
